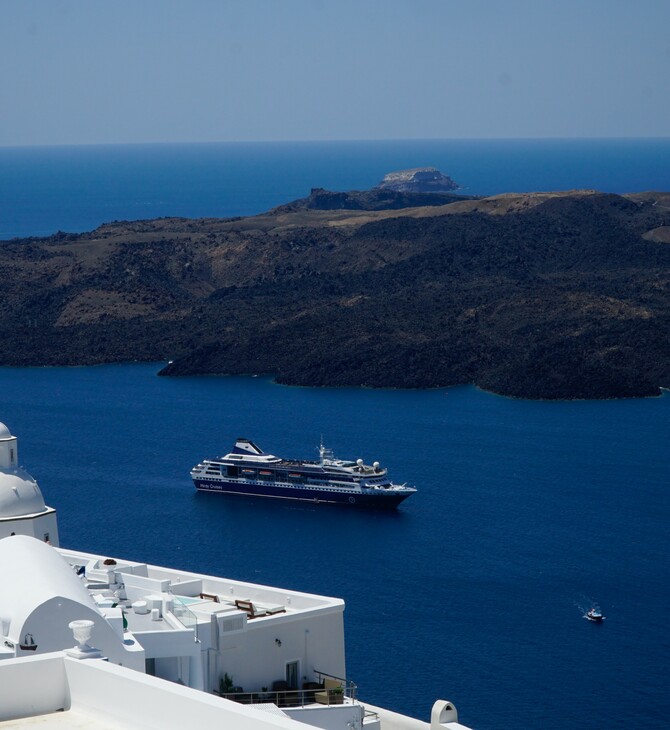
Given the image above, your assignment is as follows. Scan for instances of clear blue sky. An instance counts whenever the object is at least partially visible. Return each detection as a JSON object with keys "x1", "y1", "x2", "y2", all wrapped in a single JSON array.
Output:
[{"x1": 1, "y1": 0, "x2": 669, "y2": 146}]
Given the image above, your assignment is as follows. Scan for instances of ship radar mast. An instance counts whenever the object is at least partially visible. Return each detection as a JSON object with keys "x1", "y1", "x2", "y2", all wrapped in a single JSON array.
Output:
[{"x1": 318, "y1": 437, "x2": 334, "y2": 465}]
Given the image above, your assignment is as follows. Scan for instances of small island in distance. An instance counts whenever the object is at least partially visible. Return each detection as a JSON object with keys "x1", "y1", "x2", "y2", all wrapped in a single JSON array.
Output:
[
  {"x1": 1, "y1": 175, "x2": 669, "y2": 401},
  {"x1": 273, "y1": 167, "x2": 465, "y2": 213},
  {"x1": 376, "y1": 166, "x2": 459, "y2": 193}
]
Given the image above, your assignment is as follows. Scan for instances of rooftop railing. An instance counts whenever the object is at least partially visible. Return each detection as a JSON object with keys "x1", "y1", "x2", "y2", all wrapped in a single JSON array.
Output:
[
  {"x1": 217, "y1": 671, "x2": 358, "y2": 709},
  {"x1": 169, "y1": 594, "x2": 199, "y2": 641},
  {"x1": 314, "y1": 669, "x2": 358, "y2": 702}
]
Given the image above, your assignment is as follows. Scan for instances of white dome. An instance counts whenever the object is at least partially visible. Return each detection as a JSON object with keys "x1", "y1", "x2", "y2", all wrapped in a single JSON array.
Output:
[
  {"x1": 0, "y1": 537, "x2": 102, "y2": 654},
  {"x1": 0, "y1": 422, "x2": 13, "y2": 440},
  {"x1": 0, "y1": 468, "x2": 47, "y2": 518}
]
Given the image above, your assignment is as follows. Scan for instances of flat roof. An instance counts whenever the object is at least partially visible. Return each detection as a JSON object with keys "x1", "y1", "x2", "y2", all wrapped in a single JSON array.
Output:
[
  {"x1": 2, "y1": 708, "x2": 128, "y2": 729},
  {"x1": 57, "y1": 546, "x2": 344, "y2": 625}
]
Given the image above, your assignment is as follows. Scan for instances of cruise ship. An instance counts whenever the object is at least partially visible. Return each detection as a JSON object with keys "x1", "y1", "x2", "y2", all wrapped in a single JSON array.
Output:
[
  {"x1": 191, "y1": 438, "x2": 417, "y2": 507},
  {"x1": 0, "y1": 421, "x2": 469, "y2": 730}
]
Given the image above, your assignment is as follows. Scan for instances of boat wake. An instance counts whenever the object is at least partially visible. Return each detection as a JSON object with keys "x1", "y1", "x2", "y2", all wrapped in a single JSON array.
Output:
[{"x1": 575, "y1": 597, "x2": 605, "y2": 622}]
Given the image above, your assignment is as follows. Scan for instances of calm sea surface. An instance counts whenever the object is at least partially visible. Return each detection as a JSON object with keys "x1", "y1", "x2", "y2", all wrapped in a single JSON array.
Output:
[
  {"x1": 1, "y1": 138, "x2": 670, "y2": 239},
  {"x1": 0, "y1": 139, "x2": 669, "y2": 729},
  {"x1": 0, "y1": 365, "x2": 668, "y2": 730}
]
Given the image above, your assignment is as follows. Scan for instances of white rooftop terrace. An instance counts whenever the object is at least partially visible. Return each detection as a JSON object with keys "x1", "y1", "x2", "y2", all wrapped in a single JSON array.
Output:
[
  {"x1": 57, "y1": 546, "x2": 344, "y2": 619},
  {"x1": 55, "y1": 544, "x2": 348, "y2": 698}
]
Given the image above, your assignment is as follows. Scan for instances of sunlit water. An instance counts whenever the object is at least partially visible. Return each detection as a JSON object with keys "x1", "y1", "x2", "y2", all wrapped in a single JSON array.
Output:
[{"x1": 1, "y1": 364, "x2": 668, "y2": 729}]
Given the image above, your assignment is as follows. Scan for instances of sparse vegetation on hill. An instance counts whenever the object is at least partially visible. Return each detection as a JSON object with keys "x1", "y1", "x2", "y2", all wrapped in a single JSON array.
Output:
[{"x1": 1, "y1": 189, "x2": 669, "y2": 399}]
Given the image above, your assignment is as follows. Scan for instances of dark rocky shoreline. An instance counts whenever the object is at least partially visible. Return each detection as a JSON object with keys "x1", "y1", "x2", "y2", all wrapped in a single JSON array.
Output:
[{"x1": 1, "y1": 188, "x2": 669, "y2": 400}]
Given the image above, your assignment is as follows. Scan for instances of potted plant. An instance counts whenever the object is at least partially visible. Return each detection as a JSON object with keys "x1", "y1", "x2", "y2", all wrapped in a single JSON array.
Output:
[
  {"x1": 329, "y1": 686, "x2": 344, "y2": 705},
  {"x1": 219, "y1": 672, "x2": 234, "y2": 697}
]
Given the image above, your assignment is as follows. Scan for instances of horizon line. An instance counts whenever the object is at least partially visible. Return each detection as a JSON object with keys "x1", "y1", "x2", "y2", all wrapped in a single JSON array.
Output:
[{"x1": 1, "y1": 135, "x2": 670, "y2": 151}]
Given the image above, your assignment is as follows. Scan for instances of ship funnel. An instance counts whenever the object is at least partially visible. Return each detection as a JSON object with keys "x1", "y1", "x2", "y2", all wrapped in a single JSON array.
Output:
[{"x1": 232, "y1": 439, "x2": 265, "y2": 456}]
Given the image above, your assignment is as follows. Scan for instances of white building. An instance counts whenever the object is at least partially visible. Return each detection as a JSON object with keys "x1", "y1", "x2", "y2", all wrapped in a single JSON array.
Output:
[
  {"x1": 0, "y1": 422, "x2": 58, "y2": 544},
  {"x1": 0, "y1": 421, "x2": 472, "y2": 730}
]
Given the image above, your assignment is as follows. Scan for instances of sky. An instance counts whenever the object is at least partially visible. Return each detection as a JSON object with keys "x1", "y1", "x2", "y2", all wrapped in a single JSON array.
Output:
[{"x1": 1, "y1": 0, "x2": 669, "y2": 146}]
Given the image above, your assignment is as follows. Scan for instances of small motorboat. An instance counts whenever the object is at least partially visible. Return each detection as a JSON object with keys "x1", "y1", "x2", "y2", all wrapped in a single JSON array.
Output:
[{"x1": 585, "y1": 607, "x2": 605, "y2": 622}]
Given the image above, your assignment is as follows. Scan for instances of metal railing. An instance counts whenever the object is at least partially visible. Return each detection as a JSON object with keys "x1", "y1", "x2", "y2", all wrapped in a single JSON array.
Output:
[
  {"x1": 314, "y1": 669, "x2": 357, "y2": 701},
  {"x1": 216, "y1": 688, "x2": 331, "y2": 707},
  {"x1": 364, "y1": 708, "x2": 381, "y2": 723},
  {"x1": 216, "y1": 671, "x2": 357, "y2": 708}
]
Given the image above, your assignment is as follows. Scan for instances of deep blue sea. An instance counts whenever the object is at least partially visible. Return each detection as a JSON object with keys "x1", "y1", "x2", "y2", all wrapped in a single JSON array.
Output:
[
  {"x1": 0, "y1": 139, "x2": 669, "y2": 729},
  {"x1": 1, "y1": 138, "x2": 670, "y2": 239}
]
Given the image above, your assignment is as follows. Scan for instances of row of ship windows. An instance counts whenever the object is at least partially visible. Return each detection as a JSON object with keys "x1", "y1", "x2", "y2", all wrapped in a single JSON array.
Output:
[
  {"x1": 202, "y1": 477, "x2": 355, "y2": 491},
  {"x1": 203, "y1": 467, "x2": 354, "y2": 485},
  {"x1": 199, "y1": 473, "x2": 390, "y2": 492},
  {"x1": 202, "y1": 468, "x2": 386, "y2": 485}
]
